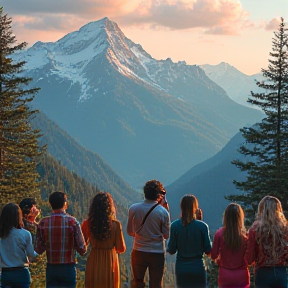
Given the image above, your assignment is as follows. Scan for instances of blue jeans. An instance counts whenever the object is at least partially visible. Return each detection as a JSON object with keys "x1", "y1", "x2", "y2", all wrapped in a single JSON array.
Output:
[
  {"x1": 255, "y1": 266, "x2": 287, "y2": 288},
  {"x1": 1, "y1": 267, "x2": 31, "y2": 288},
  {"x1": 46, "y1": 263, "x2": 76, "y2": 288}
]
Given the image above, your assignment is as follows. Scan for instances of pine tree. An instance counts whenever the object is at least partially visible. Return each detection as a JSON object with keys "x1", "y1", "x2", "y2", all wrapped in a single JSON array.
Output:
[
  {"x1": 226, "y1": 18, "x2": 288, "y2": 223},
  {"x1": 0, "y1": 7, "x2": 44, "y2": 207}
]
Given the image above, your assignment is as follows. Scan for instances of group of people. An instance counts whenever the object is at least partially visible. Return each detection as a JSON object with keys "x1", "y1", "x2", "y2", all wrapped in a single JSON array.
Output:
[{"x1": 0, "y1": 180, "x2": 288, "y2": 288}]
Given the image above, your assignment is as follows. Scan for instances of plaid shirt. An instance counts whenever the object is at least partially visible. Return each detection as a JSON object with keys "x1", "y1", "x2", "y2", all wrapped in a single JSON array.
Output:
[{"x1": 35, "y1": 211, "x2": 86, "y2": 264}]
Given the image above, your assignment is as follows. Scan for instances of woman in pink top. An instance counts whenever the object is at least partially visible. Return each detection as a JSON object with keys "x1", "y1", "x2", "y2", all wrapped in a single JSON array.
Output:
[{"x1": 211, "y1": 203, "x2": 249, "y2": 288}]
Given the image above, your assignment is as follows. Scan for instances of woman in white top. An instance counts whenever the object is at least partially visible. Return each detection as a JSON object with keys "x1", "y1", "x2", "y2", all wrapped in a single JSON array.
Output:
[{"x1": 0, "y1": 203, "x2": 36, "y2": 288}]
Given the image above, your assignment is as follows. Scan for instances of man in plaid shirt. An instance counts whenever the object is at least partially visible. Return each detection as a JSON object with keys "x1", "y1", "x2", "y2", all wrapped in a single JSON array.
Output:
[{"x1": 35, "y1": 191, "x2": 86, "y2": 288}]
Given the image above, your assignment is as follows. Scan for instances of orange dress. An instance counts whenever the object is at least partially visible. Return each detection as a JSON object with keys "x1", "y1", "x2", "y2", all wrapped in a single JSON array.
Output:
[{"x1": 81, "y1": 219, "x2": 126, "y2": 288}]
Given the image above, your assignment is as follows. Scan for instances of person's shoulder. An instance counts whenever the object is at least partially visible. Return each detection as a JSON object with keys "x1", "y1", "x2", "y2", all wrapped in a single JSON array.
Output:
[
  {"x1": 65, "y1": 214, "x2": 80, "y2": 225},
  {"x1": 38, "y1": 215, "x2": 51, "y2": 225},
  {"x1": 17, "y1": 227, "x2": 31, "y2": 238},
  {"x1": 129, "y1": 201, "x2": 143, "y2": 210},
  {"x1": 156, "y1": 204, "x2": 169, "y2": 214},
  {"x1": 112, "y1": 219, "x2": 123, "y2": 228},
  {"x1": 215, "y1": 227, "x2": 224, "y2": 237},
  {"x1": 82, "y1": 218, "x2": 88, "y2": 226},
  {"x1": 249, "y1": 221, "x2": 259, "y2": 232},
  {"x1": 112, "y1": 219, "x2": 121, "y2": 225},
  {"x1": 171, "y1": 218, "x2": 181, "y2": 227},
  {"x1": 195, "y1": 219, "x2": 210, "y2": 230}
]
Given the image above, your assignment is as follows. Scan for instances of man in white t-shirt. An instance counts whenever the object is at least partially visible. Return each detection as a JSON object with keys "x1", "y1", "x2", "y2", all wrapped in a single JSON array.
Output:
[{"x1": 127, "y1": 179, "x2": 170, "y2": 288}]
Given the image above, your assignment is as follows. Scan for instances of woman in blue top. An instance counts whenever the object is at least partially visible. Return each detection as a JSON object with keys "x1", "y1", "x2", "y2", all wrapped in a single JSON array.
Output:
[
  {"x1": 0, "y1": 203, "x2": 36, "y2": 288},
  {"x1": 167, "y1": 195, "x2": 212, "y2": 288}
]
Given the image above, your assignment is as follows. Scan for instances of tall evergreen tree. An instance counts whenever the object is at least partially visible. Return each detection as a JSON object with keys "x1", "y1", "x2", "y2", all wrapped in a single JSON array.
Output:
[
  {"x1": 226, "y1": 18, "x2": 288, "y2": 223},
  {"x1": 0, "y1": 7, "x2": 43, "y2": 207}
]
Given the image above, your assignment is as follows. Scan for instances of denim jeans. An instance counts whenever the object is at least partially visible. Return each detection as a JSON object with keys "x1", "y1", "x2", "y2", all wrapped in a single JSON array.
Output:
[
  {"x1": 46, "y1": 263, "x2": 76, "y2": 288},
  {"x1": 255, "y1": 266, "x2": 287, "y2": 288},
  {"x1": 1, "y1": 267, "x2": 30, "y2": 288},
  {"x1": 131, "y1": 250, "x2": 165, "y2": 288}
]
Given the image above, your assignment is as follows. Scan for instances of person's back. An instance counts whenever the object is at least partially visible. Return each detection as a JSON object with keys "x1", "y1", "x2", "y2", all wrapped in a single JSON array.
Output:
[
  {"x1": 168, "y1": 218, "x2": 211, "y2": 261},
  {"x1": 0, "y1": 203, "x2": 36, "y2": 288},
  {"x1": 211, "y1": 204, "x2": 249, "y2": 288},
  {"x1": 167, "y1": 195, "x2": 211, "y2": 288},
  {"x1": 36, "y1": 212, "x2": 85, "y2": 263},
  {"x1": 127, "y1": 179, "x2": 170, "y2": 288},
  {"x1": 81, "y1": 192, "x2": 126, "y2": 288},
  {"x1": 35, "y1": 191, "x2": 86, "y2": 288},
  {"x1": 128, "y1": 200, "x2": 169, "y2": 252}
]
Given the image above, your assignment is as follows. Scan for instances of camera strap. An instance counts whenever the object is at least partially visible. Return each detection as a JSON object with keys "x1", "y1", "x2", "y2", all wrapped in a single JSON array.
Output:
[{"x1": 136, "y1": 203, "x2": 159, "y2": 234}]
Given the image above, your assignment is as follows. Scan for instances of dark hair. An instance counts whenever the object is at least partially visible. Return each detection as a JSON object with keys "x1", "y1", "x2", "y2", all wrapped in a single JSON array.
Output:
[
  {"x1": 143, "y1": 179, "x2": 165, "y2": 201},
  {"x1": 88, "y1": 192, "x2": 116, "y2": 241},
  {"x1": 49, "y1": 191, "x2": 67, "y2": 210},
  {"x1": 180, "y1": 195, "x2": 198, "y2": 226},
  {"x1": 0, "y1": 203, "x2": 24, "y2": 238},
  {"x1": 19, "y1": 198, "x2": 37, "y2": 216},
  {"x1": 223, "y1": 203, "x2": 246, "y2": 252}
]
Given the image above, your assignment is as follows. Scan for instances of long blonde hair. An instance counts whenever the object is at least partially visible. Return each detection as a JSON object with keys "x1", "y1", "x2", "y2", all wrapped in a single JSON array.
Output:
[
  {"x1": 223, "y1": 203, "x2": 246, "y2": 252},
  {"x1": 256, "y1": 196, "x2": 287, "y2": 260}
]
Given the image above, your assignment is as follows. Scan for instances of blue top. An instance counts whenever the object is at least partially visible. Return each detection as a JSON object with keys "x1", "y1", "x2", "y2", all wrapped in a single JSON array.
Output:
[
  {"x1": 0, "y1": 227, "x2": 36, "y2": 268},
  {"x1": 167, "y1": 218, "x2": 212, "y2": 261}
]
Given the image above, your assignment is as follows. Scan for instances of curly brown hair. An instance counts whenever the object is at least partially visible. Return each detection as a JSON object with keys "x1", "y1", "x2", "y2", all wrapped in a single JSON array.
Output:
[{"x1": 88, "y1": 192, "x2": 116, "y2": 241}]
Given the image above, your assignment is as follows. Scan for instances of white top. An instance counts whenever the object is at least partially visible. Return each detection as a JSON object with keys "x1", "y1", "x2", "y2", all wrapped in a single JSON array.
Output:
[
  {"x1": 127, "y1": 200, "x2": 170, "y2": 253},
  {"x1": 0, "y1": 227, "x2": 36, "y2": 268}
]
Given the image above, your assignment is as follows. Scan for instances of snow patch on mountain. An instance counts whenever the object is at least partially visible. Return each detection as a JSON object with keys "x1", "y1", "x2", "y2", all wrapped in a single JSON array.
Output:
[{"x1": 200, "y1": 62, "x2": 264, "y2": 109}]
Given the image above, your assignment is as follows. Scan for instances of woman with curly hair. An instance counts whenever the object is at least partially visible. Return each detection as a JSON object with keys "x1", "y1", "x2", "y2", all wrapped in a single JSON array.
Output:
[
  {"x1": 81, "y1": 192, "x2": 126, "y2": 288},
  {"x1": 246, "y1": 196, "x2": 288, "y2": 288},
  {"x1": 211, "y1": 203, "x2": 249, "y2": 288}
]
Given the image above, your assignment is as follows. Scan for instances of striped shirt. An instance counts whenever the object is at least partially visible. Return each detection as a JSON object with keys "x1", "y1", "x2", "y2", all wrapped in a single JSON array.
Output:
[{"x1": 35, "y1": 210, "x2": 86, "y2": 264}]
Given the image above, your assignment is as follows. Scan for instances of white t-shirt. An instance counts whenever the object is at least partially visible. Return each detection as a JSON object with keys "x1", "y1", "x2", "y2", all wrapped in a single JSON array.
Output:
[{"x1": 127, "y1": 200, "x2": 170, "y2": 253}]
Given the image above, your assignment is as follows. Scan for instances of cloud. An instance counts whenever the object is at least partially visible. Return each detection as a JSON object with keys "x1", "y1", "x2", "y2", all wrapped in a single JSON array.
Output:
[
  {"x1": 120, "y1": 0, "x2": 249, "y2": 35},
  {"x1": 1, "y1": 0, "x2": 128, "y2": 16},
  {"x1": 2, "y1": 0, "x2": 250, "y2": 35},
  {"x1": 265, "y1": 18, "x2": 281, "y2": 31}
]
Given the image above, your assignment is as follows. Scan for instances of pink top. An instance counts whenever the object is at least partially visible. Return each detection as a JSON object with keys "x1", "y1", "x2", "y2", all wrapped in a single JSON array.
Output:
[{"x1": 211, "y1": 227, "x2": 248, "y2": 269}]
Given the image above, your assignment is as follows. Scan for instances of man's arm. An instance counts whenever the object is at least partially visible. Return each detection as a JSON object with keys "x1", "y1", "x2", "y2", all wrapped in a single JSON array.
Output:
[
  {"x1": 34, "y1": 221, "x2": 46, "y2": 255},
  {"x1": 73, "y1": 220, "x2": 87, "y2": 256},
  {"x1": 162, "y1": 210, "x2": 170, "y2": 240},
  {"x1": 126, "y1": 206, "x2": 135, "y2": 237}
]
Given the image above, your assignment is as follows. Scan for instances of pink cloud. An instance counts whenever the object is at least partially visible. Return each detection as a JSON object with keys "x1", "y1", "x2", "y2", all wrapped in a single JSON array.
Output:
[
  {"x1": 119, "y1": 0, "x2": 250, "y2": 35},
  {"x1": 265, "y1": 18, "x2": 281, "y2": 31},
  {"x1": 4, "y1": 0, "x2": 250, "y2": 37}
]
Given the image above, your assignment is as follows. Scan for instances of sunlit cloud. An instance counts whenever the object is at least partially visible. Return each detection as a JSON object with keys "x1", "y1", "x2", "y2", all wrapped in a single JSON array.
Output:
[
  {"x1": 3, "y1": 0, "x2": 250, "y2": 36},
  {"x1": 121, "y1": 0, "x2": 249, "y2": 35},
  {"x1": 265, "y1": 17, "x2": 281, "y2": 31}
]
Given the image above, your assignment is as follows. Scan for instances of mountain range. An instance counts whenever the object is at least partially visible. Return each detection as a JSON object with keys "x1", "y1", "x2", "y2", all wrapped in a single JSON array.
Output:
[
  {"x1": 166, "y1": 131, "x2": 249, "y2": 232},
  {"x1": 14, "y1": 17, "x2": 263, "y2": 188},
  {"x1": 200, "y1": 62, "x2": 265, "y2": 109},
  {"x1": 32, "y1": 112, "x2": 140, "y2": 205}
]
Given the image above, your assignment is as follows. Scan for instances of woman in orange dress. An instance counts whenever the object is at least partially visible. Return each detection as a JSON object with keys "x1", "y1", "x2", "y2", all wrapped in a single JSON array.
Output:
[{"x1": 81, "y1": 192, "x2": 126, "y2": 288}]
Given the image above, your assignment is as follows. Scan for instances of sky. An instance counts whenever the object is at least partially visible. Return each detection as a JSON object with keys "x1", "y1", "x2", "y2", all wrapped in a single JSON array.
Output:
[{"x1": 1, "y1": 0, "x2": 287, "y2": 75}]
